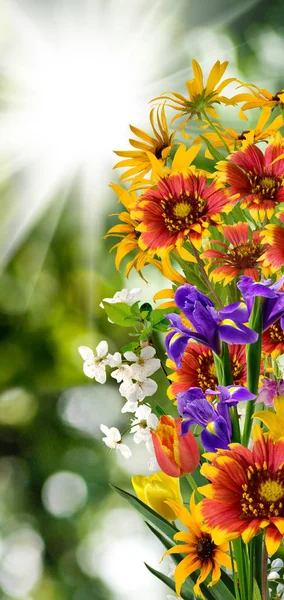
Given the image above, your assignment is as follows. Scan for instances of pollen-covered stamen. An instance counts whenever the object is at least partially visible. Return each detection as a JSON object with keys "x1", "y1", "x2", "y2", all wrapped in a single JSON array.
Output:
[
  {"x1": 161, "y1": 193, "x2": 207, "y2": 233},
  {"x1": 224, "y1": 241, "x2": 264, "y2": 269},
  {"x1": 269, "y1": 319, "x2": 284, "y2": 343},
  {"x1": 197, "y1": 353, "x2": 218, "y2": 391},
  {"x1": 196, "y1": 536, "x2": 215, "y2": 560},
  {"x1": 231, "y1": 354, "x2": 244, "y2": 381},
  {"x1": 241, "y1": 465, "x2": 284, "y2": 518},
  {"x1": 247, "y1": 172, "x2": 282, "y2": 200}
]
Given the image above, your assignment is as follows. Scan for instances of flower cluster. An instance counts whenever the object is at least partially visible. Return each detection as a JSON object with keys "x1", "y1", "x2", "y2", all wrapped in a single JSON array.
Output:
[{"x1": 78, "y1": 59, "x2": 284, "y2": 600}]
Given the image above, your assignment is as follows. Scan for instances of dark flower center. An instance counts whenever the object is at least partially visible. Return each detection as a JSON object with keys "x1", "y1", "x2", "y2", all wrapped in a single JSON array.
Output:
[
  {"x1": 247, "y1": 172, "x2": 282, "y2": 200},
  {"x1": 197, "y1": 353, "x2": 218, "y2": 391},
  {"x1": 241, "y1": 466, "x2": 284, "y2": 518},
  {"x1": 154, "y1": 145, "x2": 167, "y2": 160},
  {"x1": 269, "y1": 320, "x2": 284, "y2": 343},
  {"x1": 196, "y1": 536, "x2": 215, "y2": 560},
  {"x1": 161, "y1": 194, "x2": 206, "y2": 233},
  {"x1": 226, "y1": 241, "x2": 263, "y2": 269},
  {"x1": 237, "y1": 130, "x2": 250, "y2": 140}
]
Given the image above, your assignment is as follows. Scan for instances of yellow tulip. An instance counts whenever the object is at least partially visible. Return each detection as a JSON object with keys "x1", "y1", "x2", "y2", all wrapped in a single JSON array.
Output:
[
  {"x1": 132, "y1": 472, "x2": 183, "y2": 521},
  {"x1": 253, "y1": 395, "x2": 284, "y2": 441}
]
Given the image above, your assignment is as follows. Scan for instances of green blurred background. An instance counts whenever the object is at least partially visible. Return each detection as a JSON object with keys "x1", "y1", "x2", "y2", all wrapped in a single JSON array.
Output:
[{"x1": 0, "y1": 0, "x2": 284, "y2": 598}]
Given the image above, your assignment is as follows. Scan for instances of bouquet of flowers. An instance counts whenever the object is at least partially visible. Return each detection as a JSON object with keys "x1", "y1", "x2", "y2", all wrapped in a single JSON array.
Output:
[{"x1": 79, "y1": 60, "x2": 284, "y2": 599}]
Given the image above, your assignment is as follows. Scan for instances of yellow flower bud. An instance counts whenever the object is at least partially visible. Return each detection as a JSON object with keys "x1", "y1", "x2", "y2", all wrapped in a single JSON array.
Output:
[{"x1": 132, "y1": 472, "x2": 183, "y2": 521}]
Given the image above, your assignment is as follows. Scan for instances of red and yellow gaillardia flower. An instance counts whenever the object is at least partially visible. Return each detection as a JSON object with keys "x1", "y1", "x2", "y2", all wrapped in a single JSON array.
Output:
[
  {"x1": 132, "y1": 172, "x2": 229, "y2": 256},
  {"x1": 217, "y1": 133, "x2": 284, "y2": 220},
  {"x1": 260, "y1": 211, "x2": 284, "y2": 273},
  {"x1": 195, "y1": 107, "x2": 283, "y2": 159},
  {"x1": 199, "y1": 424, "x2": 284, "y2": 555},
  {"x1": 152, "y1": 59, "x2": 237, "y2": 133},
  {"x1": 201, "y1": 222, "x2": 269, "y2": 285},
  {"x1": 113, "y1": 106, "x2": 175, "y2": 183},
  {"x1": 262, "y1": 318, "x2": 284, "y2": 360},
  {"x1": 163, "y1": 493, "x2": 232, "y2": 598},
  {"x1": 167, "y1": 342, "x2": 246, "y2": 399}
]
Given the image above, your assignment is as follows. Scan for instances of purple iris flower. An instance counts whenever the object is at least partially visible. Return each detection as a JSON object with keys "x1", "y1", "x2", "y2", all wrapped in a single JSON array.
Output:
[
  {"x1": 237, "y1": 276, "x2": 284, "y2": 331},
  {"x1": 177, "y1": 385, "x2": 255, "y2": 452},
  {"x1": 165, "y1": 284, "x2": 258, "y2": 367}
]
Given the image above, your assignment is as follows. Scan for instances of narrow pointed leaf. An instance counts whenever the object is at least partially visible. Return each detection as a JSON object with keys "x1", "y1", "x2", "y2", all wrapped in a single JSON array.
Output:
[{"x1": 144, "y1": 563, "x2": 194, "y2": 600}]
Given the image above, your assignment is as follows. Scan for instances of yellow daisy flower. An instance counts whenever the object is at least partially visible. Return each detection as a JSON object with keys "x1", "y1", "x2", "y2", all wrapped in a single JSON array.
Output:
[{"x1": 113, "y1": 106, "x2": 175, "y2": 183}]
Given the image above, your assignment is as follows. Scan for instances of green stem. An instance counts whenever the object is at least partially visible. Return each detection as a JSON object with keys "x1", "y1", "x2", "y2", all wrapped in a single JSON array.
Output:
[
  {"x1": 214, "y1": 344, "x2": 241, "y2": 443},
  {"x1": 185, "y1": 474, "x2": 203, "y2": 502},
  {"x1": 261, "y1": 540, "x2": 268, "y2": 600},
  {"x1": 190, "y1": 244, "x2": 222, "y2": 309},
  {"x1": 233, "y1": 539, "x2": 249, "y2": 600},
  {"x1": 242, "y1": 297, "x2": 263, "y2": 447},
  {"x1": 229, "y1": 542, "x2": 241, "y2": 600},
  {"x1": 202, "y1": 110, "x2": 231, "y2": 154}
]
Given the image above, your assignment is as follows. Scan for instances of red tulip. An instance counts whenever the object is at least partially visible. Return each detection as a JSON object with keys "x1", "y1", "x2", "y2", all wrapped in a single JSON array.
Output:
[{"x1": 151, "y1": 415, "x2": 200, "y2": 477}]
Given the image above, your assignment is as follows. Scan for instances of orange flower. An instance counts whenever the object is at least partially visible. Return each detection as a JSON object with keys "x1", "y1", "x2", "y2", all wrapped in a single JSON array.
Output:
[
  {"x1": 151, "y1": 415, "x2": 199, "y2": 477},
  {"x1": 262, "y1": 318, "x2": 284, "y2": 360},
  {"x1": 199, "y1": 424, "x2": 284, "y2": 554},
  {"x1": 163, "y1": 493, "x2": 232, "y2": 598},
  {"x1": 260, "y1": 211, "x2": 284, "y2": 273},
  {"x1": 233, "y1": 82, "x2": 284, "y2": 120},
  {"x1": 167, "y1": 342, "x2": 247, "y2": 398}
]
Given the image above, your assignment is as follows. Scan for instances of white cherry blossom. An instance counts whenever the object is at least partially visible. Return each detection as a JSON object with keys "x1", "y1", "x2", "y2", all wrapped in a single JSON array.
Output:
[
  {"x1": 125, "y1": 346, "x2": 160, "y2": 381},
  {"x1": 78, "y1": 342, "x2": 109, "y2": 383},
  {"x1": 110, "y1": 353, "x2": 133, "y2": 382},
  {"x1": 121, "y1": 399, "x2": 139, "y2": 413},
  {"x1": 100, "y1": 288, "x2": 142, "y2": 306},
  {"x1": 131, "y1": 405, "x2": 158, "y2": 444},
  {"x1": 100, "y1": 424, "x2": 131, "y2": 459},
  {"x1": 119, "y1": 377, "x2": 158, "y2": 403}
]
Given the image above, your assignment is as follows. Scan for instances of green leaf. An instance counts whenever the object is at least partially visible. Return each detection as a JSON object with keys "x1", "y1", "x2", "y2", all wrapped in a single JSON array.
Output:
[
  {"x1": 252, "y1": 579, "x2": 262, "y2": 600},
  {"x1": 120, "y1": 341, "x2": 140, "y2": 353},
  {"x1": 144, "y1": 563, "x2": 194, "y2": 600},
  {"x1": 150, "y1": 307, "x2": 178, "y2": 326},
  {"x1": 140, "y1": 302, "x2": 152, "y2": 316},
  {"x1": 200, "y1": 135, "x2": 225, "y2": 161},
  {"x1": 102, "y1": 302, "x2": 141, "y2": 327},
  {"x1": 111, "y1": 485, "x2": 178, "y2": 541}
]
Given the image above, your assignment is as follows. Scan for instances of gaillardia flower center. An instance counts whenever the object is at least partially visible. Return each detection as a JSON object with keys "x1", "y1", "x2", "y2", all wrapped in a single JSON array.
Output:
[
  {"x1": 241, "y1": 465, "x2": 284, "y2": 518},
  {"x1": 227, "y1": 241, "x2": 263, "y2": 269},
  {"x1": 161, "y1": 193, "x2": 206, "y2": 233},
  {"x1": 197, "y1": 354, "x2": 218, "y2": 390},
  {"x1": 196, "y1": 536, "x2": 215, "y2": 560},
  {"x1": 248, "y1": 172, "x2": 282, "y2": 200}
]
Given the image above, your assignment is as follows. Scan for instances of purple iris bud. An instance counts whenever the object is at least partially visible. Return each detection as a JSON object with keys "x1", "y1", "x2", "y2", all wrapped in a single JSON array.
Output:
[
  {"x1": 165, "y1": 283, "x2": 258, "y2": 366},
  {"x1": 256, "y1": 377, "x2": 284, "y2": 408},
  {"x1": 237, "y1": 275, "x2": 284, "y2": 332}
]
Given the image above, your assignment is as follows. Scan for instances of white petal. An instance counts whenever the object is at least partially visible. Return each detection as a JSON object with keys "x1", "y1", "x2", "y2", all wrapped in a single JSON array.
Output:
[
  {"x1": 124, "y1": 351, "x2": 137, "y2": 362},
  {"x1": 133, "y1": 430, "x2": 143, "y2": 444},
  {"x1": 91, "y1": 363, "x2": 107, "y2": 384},
  {"x1": 135, "y1": 404, "x2": 151, "y2": 420},
  {"x1": 100, "y1": 424, "x2": 110, "y2": 436},
  {"x1": 271, "y1": 559, "x2": 284, "y2": 570},
  {"x1": 118, "y1": 443, "x2": 132, "y2": 459},
  {"x1": 106, "y1": 352, "x2": 122, "y2": 367},
  {"x1": 127, "y1": 288, "x2": 142, "y2": 303},
  {"x1": 147, "y1": 413, "x2": 159, "y2": 429},
  {"x1": 268, "y1": 571, "x2": 280, "y2": 580},
  {"x1": 121, "y1": 400, "x2": 138, "y2": 413},
  {"x1": 139, "y1": 378, "x2": 157, "y2": 399},
  {"x1": 108, "y1": 427, "x2": 121, "y2": 443},
  {"x1": 141, "y1": 346, "x2": 156, "y2": 360},
  {"x1": 83, "y1": 362, "x2": 97, "y2": 379},
  {"x1": 96, "y1": 340, "x2": 108, "y2": 358},
  {"x1": 102, "y1": 436, "x2": 116, "y2": 449},
  {"x1": 78, "y1": 346, "x2": 94, "y2": 361},
  {"x1": 119, "y1": 381, "x2": 140, "y2": 402}
]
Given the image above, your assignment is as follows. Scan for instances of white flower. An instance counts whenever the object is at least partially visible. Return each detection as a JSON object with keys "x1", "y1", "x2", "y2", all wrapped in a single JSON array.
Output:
[
  {"x1": 131, "y1": 405, "x2": 158, "y2": 444},
  {"x1": 167, "y1": 559, "x2": 176, "y2": 578},
  {"x1": 277, "y1": 583, "x2": 284, "y2": 598},
  {"x1": 268, "y1": 571, "x2": 280, "y2": 580},
  {"x1": 271, "y1": 558, "x2": 284, "y2": 570},
  {"x1": 100, "y1": 288, "x2": 142, "y2": 306},
  {"x1": 119, "y1": 378, "x2": 158, "y2": 403},
  {"x1": 121, "y1": 399, "x2": 138, "y2": 413},
  {"x1": 110, "y1": 354, "x2": 133, "y2": 383},
  {"x1": 125, "y1": 346, "x2": 160, "y2": 381},
  {"x1": 106, "y1": 351, "x2": 122, "y2": 368},
  {"x1": 78, "y1": 342, "x2": 110, "y2": 383},
  {"x1": 100, "y1": 424, "x2": 131, "y2": 459}
]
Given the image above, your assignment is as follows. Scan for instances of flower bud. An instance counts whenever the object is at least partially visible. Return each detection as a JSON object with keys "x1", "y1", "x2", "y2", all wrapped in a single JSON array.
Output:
[
  {"x1": 151, "y1": 415, "x2": 199, "y2": 477},
  {"x1": 132, "y1": 472, "x2": 183, "y2": 521}
]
